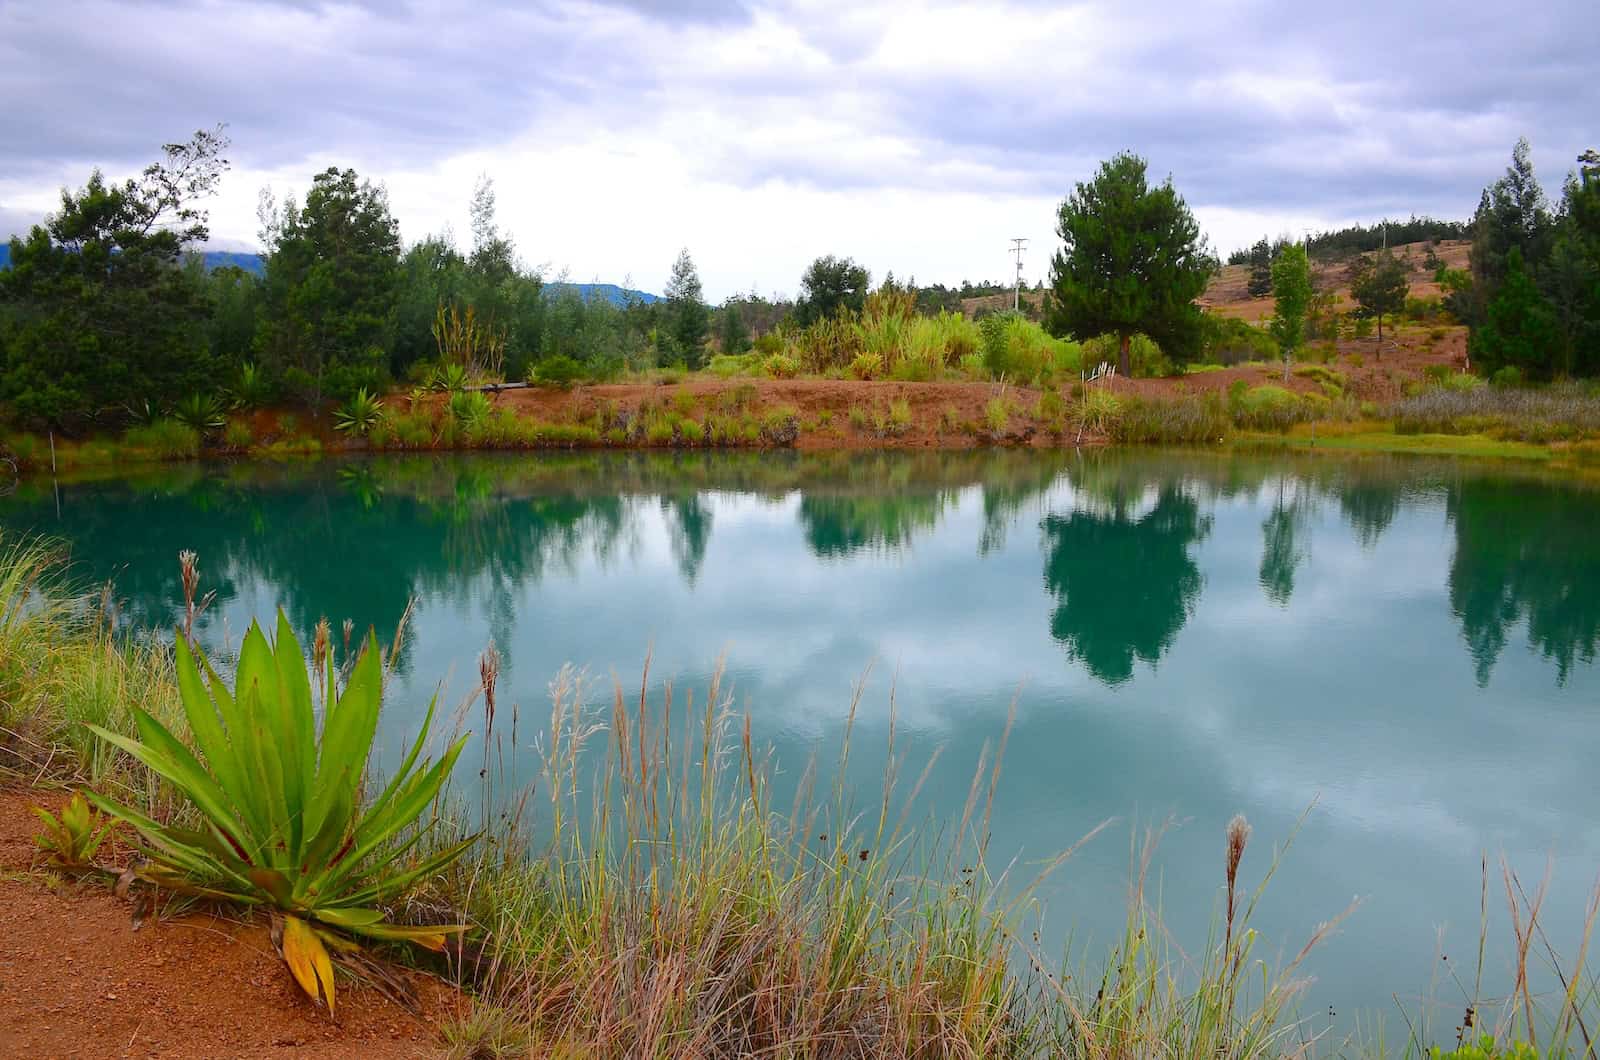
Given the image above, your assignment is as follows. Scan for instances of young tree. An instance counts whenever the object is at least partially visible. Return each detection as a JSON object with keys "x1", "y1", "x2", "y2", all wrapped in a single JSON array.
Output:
[
  {"x1": 1269, "y1": 243, "x2": 1312, "y2": 379},
  {"x1": 1245, "y1": 236, "x2": 1273, "y2": 298},
  {"x1": 256, "y1": 167, "x2": 402, "y2": 399},
  {"x1": 1469, "y1": 138, "x2": 1553, "y2": 323},
  {"x1": 1350, "y1": 249, "x2": 1409, "y2": 350},
  {"x1": 797, "y1": 255, "x2": 870, "y2": 325},
  {"x1": 468, "y1": 174, "x2": 516, "y2": 286},
  {"x1": 0, "y1": 127, "x2": 230, "y2": 425},
  {"x1": 1045, "y1": 152, "x2": 1213, "y2": 375},
  {"x1": 664, "y1": 248, "x2": 709, "y2": 369}
]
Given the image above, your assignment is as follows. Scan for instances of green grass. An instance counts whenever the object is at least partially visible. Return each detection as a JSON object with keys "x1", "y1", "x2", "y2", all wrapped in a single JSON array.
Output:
[{"x1": 1244, "y1": 428, "x2": 1557, "y2": 461}]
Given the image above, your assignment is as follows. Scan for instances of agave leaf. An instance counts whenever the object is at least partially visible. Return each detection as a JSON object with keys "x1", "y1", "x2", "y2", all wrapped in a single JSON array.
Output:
[
  {"x1": 174, "y1": 633, "x2": 249, "y2": 820},
  {"x1": 323, "y1": 737, "x2": 468, "y2": 893},
  {"x1": 83, "y1": 791, "x2": 256, "y2": 894},
  {"x1": 308, "y1": 634, "x2": 382, "y2": 840},
  {"x1": 355, "y1": 690, "x2": 442, "y2": 832},
  {"x1": 341, "y1": 920, "x2": 464, "y2": 950},
  {"x1": 333, "y1": 834, "x2": 479, "y2": 909},
  {"x1": 271, "y1": 610, "x2": 316, "y2": 855},
  {"x1": 312, "y1": 905, "x2": 386, "y2": 929},
  {"x1": 87, "y1": 720, "x2": 252, "y2": 858},
  {"x1": 249, "y1": 867, "x2": 294, "y2": 906},
  {"x1": 282, "y1": 914, "x2": 337, "y2": 1014}
]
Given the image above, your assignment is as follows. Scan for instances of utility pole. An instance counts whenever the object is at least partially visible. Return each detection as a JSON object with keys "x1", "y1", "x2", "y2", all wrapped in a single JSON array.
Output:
[{"x1": 1009, "y1": 238, "x2": 1028, "y2": 311}]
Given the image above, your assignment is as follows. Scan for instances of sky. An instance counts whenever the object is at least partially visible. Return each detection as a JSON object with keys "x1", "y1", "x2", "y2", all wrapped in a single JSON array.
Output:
[{"x1": 1, "y1": 0, "x2": 1596, "y2": 301}]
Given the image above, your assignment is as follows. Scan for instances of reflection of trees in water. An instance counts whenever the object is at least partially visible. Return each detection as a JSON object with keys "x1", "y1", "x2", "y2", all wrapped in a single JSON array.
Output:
[
  {"x1": 661, "y1": 494, "x2": 712, "y2": 585},
  {"x1": 798, "y1": 492, "x2": 958, "y2": 559},
  {"x1": 1447, "y1": 479, "x2": 1600, "y2": 686},
  {"x1": 1259, "y1": 477, "x2": 1317, "y2": 606},
  {"x1": 1338, "y1": 480, "x2": 1402, "y2": 549},
  {"x1": 1041, "y1": 480, "x2": 1212, "y2": 686}
]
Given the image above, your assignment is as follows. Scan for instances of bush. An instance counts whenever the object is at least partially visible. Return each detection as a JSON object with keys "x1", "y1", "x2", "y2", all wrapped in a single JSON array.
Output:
[
  {"x1": 1200, "y1": 315, "x2": 1276, "y2": 365},
  {"x1": 1082, "y1": 332, "x2": 1168, "y2": 377},
  {"x1": 983, "y1": 396, "x2": 1012, "y2": 435},
  {"x1": 449, "y1": 390, "x2": 492, "y2": 428},
  {"x1": 1074, "y1": 388, "x2": 1123, "y2": 435},
  {"x1": 334, "y1": 387, "x2": 385, "y2": 435},
  {"x1": 1491, "y1": 365, "x2": 1524, "y2": 388},
  {"x1": 980, "y1": 312, "x2": 1078, "y2": 381},
  {"x1": 848, "y1": 353, "x2": 882, "y2": 380},
  {"x1": 172, "y1": 393, "x2": 225, "y2": 434},
  {"x1": 707, "y1": 352, "x2": 760, "y2": 378},
  {"x1": 123, "y1": 418, "x2": 200, "y2": 459},
  {"x1": 531, "y1": 355, "x2": 587, "y2": 388}
]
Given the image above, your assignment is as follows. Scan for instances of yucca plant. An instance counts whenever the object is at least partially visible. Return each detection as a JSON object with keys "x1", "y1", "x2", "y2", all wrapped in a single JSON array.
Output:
[
  {"x1": 229, "y1": 361, "x2": 274, "y2": 410},
  {"x1": 173, "y1": 392, "x2": 226, "y2": 434},
  {"x1": 333, "y1": 387, "x2": 384, "y2": 435},
  {"x1": 86, "y1": 613, "x2": 474, "y2": 1013},
  {"x1": 431, "y1": 362, "x2": 470, "y2": 393}
]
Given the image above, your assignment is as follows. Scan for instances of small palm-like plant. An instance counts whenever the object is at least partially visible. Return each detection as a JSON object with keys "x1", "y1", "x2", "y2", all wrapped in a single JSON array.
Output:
[
  {"x1": 173, "y1": 393, "x2": 226, "y2": 434},
  {"x1": 448, "y1": 389, "x2": 491, "y2": 428},
  {"x1": 33, "y1": 791, "x2": 114, "y2": 870},
  {"x1": 229, "y1": 361, "x2": 274, "y2": 410},
  {"x1": 87, "y1": 614, "x2": 473, "y2": 1013},
  {"x1": 334, "y1": 388, "x2": 384, "y2": 435}
]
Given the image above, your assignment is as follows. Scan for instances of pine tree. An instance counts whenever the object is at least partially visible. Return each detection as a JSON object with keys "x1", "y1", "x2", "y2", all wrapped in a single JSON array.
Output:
[
  {"x1": 1045, "y1": 152, "x2": 1213, "y2": 374},
  {"x1": 1470, "y1": 246, "x2": 1558, "y2": 378},
  {"x1": 664, "y1": 248, "x2": 709, "y2": 369},
  {"x1": 1246, "y1": 237, "x2": 1273, "y2": 298}
]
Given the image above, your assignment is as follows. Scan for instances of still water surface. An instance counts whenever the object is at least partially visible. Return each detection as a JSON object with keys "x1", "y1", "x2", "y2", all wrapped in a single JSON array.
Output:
[{"x1": 4, "y1": 449, "x2": 1596, "y2": 1023}]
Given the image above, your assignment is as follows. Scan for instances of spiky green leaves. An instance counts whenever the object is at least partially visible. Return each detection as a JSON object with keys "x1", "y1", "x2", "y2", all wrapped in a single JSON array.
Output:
[{"x1": 86, "y1": 611, "x2": 475, "y2": 1008}]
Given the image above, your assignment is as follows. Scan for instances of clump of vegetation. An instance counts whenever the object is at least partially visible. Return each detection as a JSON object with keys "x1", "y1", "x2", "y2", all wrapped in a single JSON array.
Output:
[
  {"x1": 983, "y1": 395, "x2": 1013, "y2": 435},
  {"x1": 84, "y1": 613, "x2": 473, "y2": 1013},
  {"x1": 1230, "y1": 384, "x2": 1317, "y2": 433},
  {"x1": 763, "y1": 353, "x2": 800, "y2": 379},
  {"x1": 980, "y1": 311, "x2": 1080, "y2": 381},
  {"x1": 1074, "y1": 387, "x2": 1124, "y2": 437},
  {"x1": 1393, "y1": 382, "x2": 1600, "y2": 442},
  {"x1": 123, "y1": 418, "x2": 201, "y2": 459},
  {"x1": 1111, "y1": 393, "x2": 1232, "y2": 444},
  {"x1": 172, "y1": 393, "x2": 226, "y2": 434},
  {"x1": 223, "y1": 418, "x2": 255, "y2": 450},
  {"x1": 530, "y1": 355, "x2": 586, "y2": 388}
]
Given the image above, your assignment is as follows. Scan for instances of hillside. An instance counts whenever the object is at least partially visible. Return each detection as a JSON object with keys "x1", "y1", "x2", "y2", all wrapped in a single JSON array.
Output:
[{"x1": 1201, "y1": 238, "x2": 1470, "y2": 322}]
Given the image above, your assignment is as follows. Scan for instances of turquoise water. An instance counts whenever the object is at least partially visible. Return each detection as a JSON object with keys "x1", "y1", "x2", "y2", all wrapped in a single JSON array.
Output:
[{"x1": 4, "y1": 448, "x2": 1597, "y2": 1025}]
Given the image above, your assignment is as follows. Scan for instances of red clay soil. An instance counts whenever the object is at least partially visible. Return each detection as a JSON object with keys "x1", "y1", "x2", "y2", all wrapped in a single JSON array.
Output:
[{"x1": 0, "y1": 787, "x2": 461, "y2": 1059}]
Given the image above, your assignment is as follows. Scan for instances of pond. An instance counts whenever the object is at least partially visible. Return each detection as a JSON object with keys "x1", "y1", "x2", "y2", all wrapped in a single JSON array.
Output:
[{"x1": 4, "y1": 448, "x2": 1597, "y2": 1024}]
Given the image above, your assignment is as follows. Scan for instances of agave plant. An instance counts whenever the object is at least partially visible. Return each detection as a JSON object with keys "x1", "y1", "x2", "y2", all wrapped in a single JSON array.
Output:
[
  {"x1": 431, "y1": 362, "x2": 470, "y2": 393},
  {"x1": 87, "y1": 614, "x2": 473, "y2": 1013},
  {"x1": 173, "y1": 393, "x2": 226, "y2": 434},
  {"x1": 229, "y1": 361, "x2": 274, "y2": 410},
  {"x1": 333, "y1": 387, "x2": 384, "y2": 435},
  {"x1": 448, "y1": 389, "x2": 492, "y2": 428},
  {"x1": 33, "y1": 791, "x2": 115, "y2": 870}
]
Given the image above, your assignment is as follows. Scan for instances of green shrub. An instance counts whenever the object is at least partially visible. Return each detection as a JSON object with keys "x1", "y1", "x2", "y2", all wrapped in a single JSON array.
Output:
[
  {"x1": 1035, "y1": 389, "x2": 1066, "y2": 429},
  {"x1": 707, "y1": 352, "x2": 760, "y2": 378},
  {"x1": 228, "y1": 362, "x2": 274, "y2": 410},
  {"x1": 958, "y1": 353, "x2": 987, "y2": 379},
  {"x1": 1200, "y1": 315, "x2": 1276, "y2": 365},
  {"x1": 848, "y1": 353, "x2": 881, "y2": 380},
  {"x1": 1082, "y1": 332, "x2": 1168, "y2": 377},
  {"x1": 449, "y1": 390, "x2": 492, "y2": 428},
  {"x1": 531, "y1": 355, "x2": 587, "y2": 388},
  {"x1": 983, "y1": 397, "x2": 1011, "y2": 435},
  {"x1": 764, "y1": 354, "x2": 800, "y2": 379},
  {"x1": 1074, "y1": 388, "x2": 1123, "y2": 435},
  {"x1": 431, "y1": 362, "x2": 470, "y2": 392},
  {"x1": 124, "y1": 418, "x2": 200, "y2": 459},
  {"x1": 751, "y1": 332, "x2": 784, "y2": 356},
  {"x1": 1230, "y1": 385, "x2": 1314, "y2": 432},
  {"x1": 1491, "y1": 365, "x2": 1524, "y2": 388},
  {"x1": 980, "y1": 312, "x2": 1077, "y2": 381}
]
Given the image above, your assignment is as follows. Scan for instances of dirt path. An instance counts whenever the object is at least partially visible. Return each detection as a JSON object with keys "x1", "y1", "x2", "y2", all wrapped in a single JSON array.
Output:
[{"x1": 0, "y1": 787, "x2": 461, "y2": 1059}]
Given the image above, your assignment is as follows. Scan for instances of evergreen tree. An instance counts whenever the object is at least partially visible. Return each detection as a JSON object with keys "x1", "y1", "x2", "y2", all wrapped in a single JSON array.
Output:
[
  {"x1": 1045, "y1": 152, "x2": 1213, "y2": 375},
  {"x1": 1469, "y1": 138, "x2": 1553, "y2": 323},
  {"x1": 1246, "y1": 236, "x2": 1273, "y2": 298},
  {"x1": 664, "y1": 248, "x2": 709, "y2": 369},
  {"x1": 0, "y1": 128, "x2": 229, "y2": 426},
  {"x1": 256, "y1": 167, "x2": 401, "y2": 400},
  {"x1": 1470, "y1": 246, "x2": 1558, "y2": 378},
  {"x1": 717, "y1": 298, "x2": 750, "y2": 354},
  {"x1": 1350, "y1": 249, "x2": 1409, "y2": 348}
]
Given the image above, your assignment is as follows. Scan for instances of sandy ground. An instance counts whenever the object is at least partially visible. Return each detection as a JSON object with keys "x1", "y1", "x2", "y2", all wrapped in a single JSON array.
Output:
[{"x1": 0, "y1": 787, "x2": 461, "y2": 1060}]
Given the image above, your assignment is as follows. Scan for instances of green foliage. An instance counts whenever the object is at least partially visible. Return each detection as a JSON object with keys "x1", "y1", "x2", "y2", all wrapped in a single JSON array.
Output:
[
  {"x1": 1083, "y1": 332, "x2": 1166, "y2": 376},
  {"x1": 1492, "y1": 365, "x2": 1525, "y2": 387},
  {"x1": 172, "y1": 393, "x2": 225, "y2": 434},
  {"x1": 797, "y1": 255, "x2": 870, "y2": 326},
  {"x1": 1245, "y1": 237, "x2": 1273, "y2": 298},
  {"x1": 223, "y1": 418, "x2": 255, "y2": 450},
  {"x1": 530, "y1": 355, "x2": 586, "y2": 388},
  {"x1": 1428, "y1": 1035, "x2": 1542, "y2": 1060},
  {"x1": 1349, "y1": 249, "x2": 1410, "y2": 342},
  {"x1": 848, "y1": 352, "x2": 882, "y2": 380},
  {"x1": 1230, "y1": 385, "x2": 1316, "y2": 432},
  {"x1": 983, "y1": 396, "x2": 1012, "y2": 435},
  {"x1": 32, "y1": 791, "x2": 115, "y2": 869},
  {"x1": 1046, "y1": 151, "x2": 1212, "y2": 372},
  {"x1": 431, "y1": 362, "x2": 470, "y2": 392},
  {"x1": 664, "y1": 249, "x2": 710, "y2": 370},
  {"x1": 1074, "y1": 388, "x2": 1123, "y2": 435},
  {"x1": 448, "y1": 389, "x2": 492, "y2": 428},
  {"x1": 256, "y1": 167, "x2": 401, "y2": 401},
  {"x1": 334, "y1": 387, "x2": 385, "y2": 435},
  {"x1": 764, "y1": 353, "x2": 799, "y2": 379},
  {"x1": 717, "y1": 298, "x2": 750, "y2": 355},
  {"x1": 228, "y1": 361, "x2": 274, "y2": 410},
  {"x1": 1471, "y1": 248, "x2": 1559, "y2": 379},
  {"x1": 0, "y1": 129, "x2": 228, "y2": 426},
  {"x1": 1111, "y1": 393, "x2": 1231, "y2": 444},
  {"x1": 121, "y1": 419, "x2": 201, "y2": 461},
  {"x1": 980, "y1": 311, "x2": 1082, "y2": 381},
  {"x1": 86, "y1": 617, "x2": 473, "y2": 1012},
  {"x1": 1269, "y1": 243, "x2": 1312, "y2": 365}
]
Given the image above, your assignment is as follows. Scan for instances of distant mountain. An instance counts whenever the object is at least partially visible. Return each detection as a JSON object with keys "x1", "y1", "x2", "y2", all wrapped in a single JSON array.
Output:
[
  {"x1": 0, "y1": 244, "x2": 265, "y2": 275},
  {"x1": 545, "y1": 282, "x2": 661, "y2": 306}
]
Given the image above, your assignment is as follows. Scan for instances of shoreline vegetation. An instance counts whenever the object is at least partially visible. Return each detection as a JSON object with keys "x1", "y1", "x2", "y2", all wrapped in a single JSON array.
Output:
[
  {"x1": 3, "y1": 542, "x2": 1598, "y2": 1057},
  {"x1": 4, "y1": 136, "x2": 1599, "y2": 483}
]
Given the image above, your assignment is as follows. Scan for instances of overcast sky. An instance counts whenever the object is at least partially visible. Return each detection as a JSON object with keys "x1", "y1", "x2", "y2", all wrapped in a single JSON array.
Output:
[{"x1": 2, "y1": 0, "x2": 1595, "y2": 300}]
